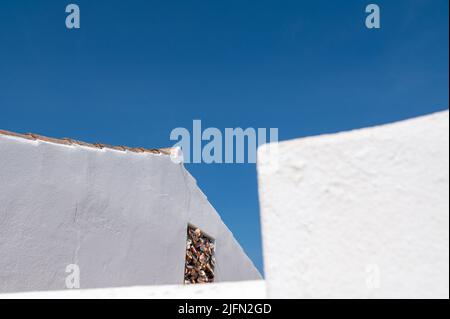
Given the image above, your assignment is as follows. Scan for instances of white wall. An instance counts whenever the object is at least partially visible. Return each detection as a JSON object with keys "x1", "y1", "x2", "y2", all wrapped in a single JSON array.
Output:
[
  {"x1": 0, "y1": 280, "x2": 265, "y2": 299},
  {"x1": 257, "y1": 111, "x2": 449, "y2": 298},
  {"x1": 0, "y1": 133, "x2": 260, "y2": 293}
]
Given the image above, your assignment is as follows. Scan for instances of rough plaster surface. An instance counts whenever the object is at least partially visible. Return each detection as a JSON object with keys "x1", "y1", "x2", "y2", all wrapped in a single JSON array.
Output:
[
  {"x1": 257, "y1": 111, "x2": 449, "y2": 299},
  {"x1": 0, "y1": 135, "x2": 260, "y2": 293},
  {"x1": 0, "y1": 280, "x2": 265, "y2": 299}
]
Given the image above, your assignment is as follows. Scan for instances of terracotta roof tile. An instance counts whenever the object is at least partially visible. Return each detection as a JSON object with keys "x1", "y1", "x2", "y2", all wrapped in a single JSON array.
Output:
[{"x1": 0, "y1": 129, "x2": 172, "y2": 156}]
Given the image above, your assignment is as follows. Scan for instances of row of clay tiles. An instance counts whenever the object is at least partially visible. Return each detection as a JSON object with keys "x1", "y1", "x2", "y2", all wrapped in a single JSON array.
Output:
[{"x1": 0, "y1": 129, "x2": 172, "y2": 155}]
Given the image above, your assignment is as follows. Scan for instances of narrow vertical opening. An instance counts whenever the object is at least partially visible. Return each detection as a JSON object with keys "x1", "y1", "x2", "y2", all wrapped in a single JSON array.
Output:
[{"x1": 184, "y1": 224, "x2": 215, "y2": 284}]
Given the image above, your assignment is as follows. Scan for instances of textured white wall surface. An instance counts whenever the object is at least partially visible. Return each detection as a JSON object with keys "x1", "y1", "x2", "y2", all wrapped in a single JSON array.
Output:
[
  {"x1": 0, "y1": 280, "x2": 266, "y2": 299},
  {"x1": 257, "y1": 111, "x2": 449, "y2": 299},
  {"x1": 0, "y1": 134, "x2": 260, "y2": 293}
]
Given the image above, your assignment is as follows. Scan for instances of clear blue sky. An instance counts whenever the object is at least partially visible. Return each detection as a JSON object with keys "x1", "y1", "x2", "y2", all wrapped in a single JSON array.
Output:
[{"x1": 0, "y1": 0, "x2": 448, "y2": 275}]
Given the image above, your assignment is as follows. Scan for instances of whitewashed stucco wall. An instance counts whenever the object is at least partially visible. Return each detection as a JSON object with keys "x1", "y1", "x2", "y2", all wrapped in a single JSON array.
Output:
[
  {"x1": 0, "y1": 280, "x2": 266, "y2": 299},
  {"x1": 258, "y1": 110, "x2": 449, "y2": 299},
  {"x1": 0, "y1": 134, "x2": 260, "y2": 293}
]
